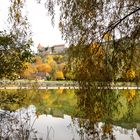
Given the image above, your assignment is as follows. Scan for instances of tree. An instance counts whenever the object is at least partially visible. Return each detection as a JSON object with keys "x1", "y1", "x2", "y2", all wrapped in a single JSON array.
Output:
[
  {"x1": 37, "y1": 63, "x2": 52, "y2": 73},
  {"x1": 44, "y1": 1, "x2": 140, "y2": 137},
  {"x1": 20, "y1": 63, "x2": 37, "y2": 79},
  {"x1": 3, "y1": 0, "x2": 139, "y2": 81},
  {"x1": 0, "y1": 32, "x2": 32, "y2": 79},
  {"x1": 1, "y1": 2, "x2": 140, "y2": 138},
  {"x1": 55, "y1": 70, "x2": 64, "y2": 80},
  {"x1": 45, "y1": 0, "x2": 140, "y2": 82},
  {"x1": 35, "y1": 56, "x2": 42, "y2": 65},
  {"x1": 0, "y1": 0, "x2": 33, "y2": 79}
]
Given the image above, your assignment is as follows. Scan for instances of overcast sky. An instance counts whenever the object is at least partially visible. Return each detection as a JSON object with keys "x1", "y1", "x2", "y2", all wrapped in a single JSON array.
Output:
[{"x1": 0, "y1": 0, "x2": 65, "y2": 52}]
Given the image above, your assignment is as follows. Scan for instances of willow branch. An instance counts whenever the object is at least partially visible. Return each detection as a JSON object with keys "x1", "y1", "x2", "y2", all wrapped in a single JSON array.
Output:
[{"x1": 103, "y1": 7, "x2": 140, "y2": 38}]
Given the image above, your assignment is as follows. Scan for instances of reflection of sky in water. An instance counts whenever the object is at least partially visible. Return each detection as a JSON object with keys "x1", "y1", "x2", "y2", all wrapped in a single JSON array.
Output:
[
  {"x1": 34, "y1": 114, "x2": 79, "y2": 140},
  {"x1": 1, "y1": 105, "x2": 140, "y2": 140},
  {"x1": 28, "y1": 105, "x2": 139, "y2": 140},
  {"x1": 34, "y1": 115, "x2": 140, "y2": 140}
]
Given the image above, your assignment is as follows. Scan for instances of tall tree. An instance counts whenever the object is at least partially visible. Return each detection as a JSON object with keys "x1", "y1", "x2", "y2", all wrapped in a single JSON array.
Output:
[
  {"x1": 45, "y1": 0, "x2": 140, "y2": 82},
  {"x1": 45, "y1": 1, "x2": 140, "y2": 136}
]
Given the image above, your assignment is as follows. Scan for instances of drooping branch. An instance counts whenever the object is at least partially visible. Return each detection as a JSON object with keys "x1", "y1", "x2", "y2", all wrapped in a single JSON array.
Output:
[{"x1": 103, "y1": 7, "x2": 140, "y2": 38}]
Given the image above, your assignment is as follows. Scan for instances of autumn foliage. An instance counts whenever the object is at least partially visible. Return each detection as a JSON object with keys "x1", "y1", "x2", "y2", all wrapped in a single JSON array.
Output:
[
  {"x1": 55, "y1": 71, "x2": 64, "y2": 80},
  {"x1": 37, "y1": 64, "x2": 52, "y2": 73},
  {"x1": 21, "y1": 53, "x2": 65, "y2": 80},
  {"x1": 126, "y1": 69, "x2": 136, "y2": 81}
]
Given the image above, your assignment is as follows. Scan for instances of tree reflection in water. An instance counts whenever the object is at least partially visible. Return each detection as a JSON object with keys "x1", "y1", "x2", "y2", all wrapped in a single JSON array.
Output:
[
  {"x1": 72, "y1": 88, "x2": 140, "y2": 140},
  {"x1": 0, "y1": 89, "x2": 140, "y2": 140}
]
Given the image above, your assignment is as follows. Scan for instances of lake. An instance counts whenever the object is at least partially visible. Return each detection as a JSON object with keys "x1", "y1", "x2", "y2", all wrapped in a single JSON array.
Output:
[{"x1": 0, "y1": 88, "x2": 140, "y2": 140}]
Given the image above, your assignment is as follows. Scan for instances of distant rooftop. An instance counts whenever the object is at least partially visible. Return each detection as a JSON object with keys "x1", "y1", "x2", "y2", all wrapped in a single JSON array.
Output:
[
  {"x1": 51, "y1": 44, "x2": 65, "y2": 48},
  {"x1": 37, "y1": 43, "x2": 65, "y2": 54},
  {"x1": 37, "y1": 43, "x2": 44, "y2": 49},
  {"x1": 49, "y1": 44, "x2": 65, "y2": 54}
]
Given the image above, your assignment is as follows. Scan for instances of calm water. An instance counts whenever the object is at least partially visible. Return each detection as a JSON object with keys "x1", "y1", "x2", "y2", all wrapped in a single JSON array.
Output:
[{"x1": 0, "y1": 89, "x2": 140, "y2": 140}]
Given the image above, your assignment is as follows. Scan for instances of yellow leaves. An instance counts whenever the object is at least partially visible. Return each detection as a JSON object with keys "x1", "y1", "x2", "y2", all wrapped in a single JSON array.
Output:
[
  {"x1": 126, "y1": 69, "x2": 135, "y2": 80},
  {"x1": 21, "y1": 62, "x2": 37, "y2": 78},
  {"x1": 103, "y1": 32, "x2": 112, "y2": 41},
  {"x1": 90, "y1": 42, "x2": 99, "y2": 49},
  {"x1": 42, "y1": 90, "x2": 51, "y2": 100},
  {"x1": 35, "y1": 56, "x2": 42, "y2": 65},
  {"x1": 55, "y1": 71, "x2": 64, "y2": 80},
  {"x1": 56, "y1": 89, "x2": 64, "y2": 94},
  {"x1": 125, "y1": 89, "x2": 136, "y2": 102},
  {"x1": 35, "y1": 56, "x2": 52, "y2": 73},
  {"x1": 43, "y1": 93, "x2": 50, "y2": 100},
  {"x1": 89, "y1": 42, "x2": 104, "y2": 57},
  {"x1": 47, "y1": 55, "x2": 54, "y2": 63},
  {"x1": 37, "y1": 64, "x2": 52, "y2": 73},
  {"x1": 89, "y1": 42, "x2": 99, "y2": 54}
]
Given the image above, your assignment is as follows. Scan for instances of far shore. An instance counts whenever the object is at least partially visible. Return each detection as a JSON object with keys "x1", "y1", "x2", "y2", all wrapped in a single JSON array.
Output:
[{"x1": 0, "y1": 80, "x2": 140, "y2": 90}]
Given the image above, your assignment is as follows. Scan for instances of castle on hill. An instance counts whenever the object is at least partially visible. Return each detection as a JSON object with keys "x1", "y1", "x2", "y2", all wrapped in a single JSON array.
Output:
[{"x1": 37, "y1": 43, "x2": 65, "y2": 54}]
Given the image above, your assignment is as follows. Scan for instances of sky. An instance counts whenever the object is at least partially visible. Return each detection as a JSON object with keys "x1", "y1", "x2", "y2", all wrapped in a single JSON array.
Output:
[{"x1": 0, "y1": 0, "x2": 65, "y2": 52}]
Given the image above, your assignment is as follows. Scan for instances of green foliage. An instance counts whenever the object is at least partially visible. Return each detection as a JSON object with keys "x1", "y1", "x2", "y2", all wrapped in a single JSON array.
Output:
[
  {"x1": 0, "y1": 87, "x2": 140, "y2": 139},
  {"x1": 2, "y1": 0, "x2": 139, "y2": 81},
  {"x1": 1, "y1": 2, "x2": 140, "y2": 139},
  {"x1": 0, "y1": 89, "x2": 78, "y2": 116},
  {"x1": 73, "y1": 88, "x2": 140, "y2": 139},
  {"x1": 0, "y1": 89, "x2": 29, "y2": 111},
  {"x1": 0, "y1": 0, "x2": 33, "y2": 79},
  {"x1": 0, "y1": 31, "x2": 33, "y2": 80}
]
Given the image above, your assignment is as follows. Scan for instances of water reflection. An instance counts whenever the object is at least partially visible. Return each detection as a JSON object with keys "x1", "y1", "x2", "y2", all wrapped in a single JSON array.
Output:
[
  {"x1": 0, "y1": 89, "x2": 77, "y2": 116},
  {"x1": 0, "y1": 89, "x2": 140, "y2": 140},
  {"x1": 0, "y1": 105, "x2": 37, "y2": 139},
  {"x1": 0, "y1": 105, "x2": 139, "y2": 140},
  {"x1": 74, "y1": 88, "x2": 140, "y2": 140}
]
